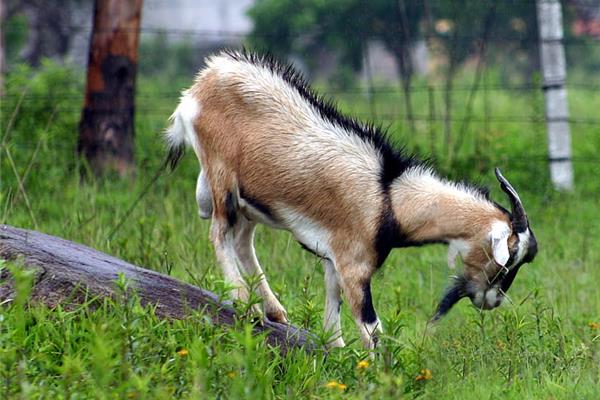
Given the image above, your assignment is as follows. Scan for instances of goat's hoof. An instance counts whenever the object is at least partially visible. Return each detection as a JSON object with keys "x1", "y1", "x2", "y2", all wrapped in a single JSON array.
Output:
[{"x1": 266, "y1": 309, "x2": 288, "y2": 324}]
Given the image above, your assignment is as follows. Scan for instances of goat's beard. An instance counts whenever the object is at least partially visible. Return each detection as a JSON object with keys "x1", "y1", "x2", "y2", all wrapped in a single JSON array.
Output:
[{"x1": 431, "y1": 275, "x2": 469, "y2": 321}]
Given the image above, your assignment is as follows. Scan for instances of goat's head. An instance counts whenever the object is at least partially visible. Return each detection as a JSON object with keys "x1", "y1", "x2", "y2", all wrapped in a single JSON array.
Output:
[{"x1": 433, "y1": 168, "x2": 538, "y2": 320}]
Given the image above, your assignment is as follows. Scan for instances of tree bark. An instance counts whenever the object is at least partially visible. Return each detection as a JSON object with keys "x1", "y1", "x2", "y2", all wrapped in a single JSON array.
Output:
[
  {"x1": 78, "y1": 0, "x2": 142, "y2": 177},
  {"x1": 0, "y1": 224, "x2": 315, "y2": 353},
  {"x1": 0, "y1": 0, "x2": 5, "y2": 95},
  {"x1": 396, "y1": 0, "x2": 416, "y2": 134}
]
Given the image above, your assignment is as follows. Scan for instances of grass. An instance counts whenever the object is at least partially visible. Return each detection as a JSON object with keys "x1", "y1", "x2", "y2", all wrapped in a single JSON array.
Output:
[{"x1": 1, "y1": 62, "x2": 599, "y2": 398}]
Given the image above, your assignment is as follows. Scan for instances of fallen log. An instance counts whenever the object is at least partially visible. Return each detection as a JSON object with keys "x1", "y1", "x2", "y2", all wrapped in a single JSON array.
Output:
[{"x1": 0, "y1": 224, "x2": 315, "y2": 353}]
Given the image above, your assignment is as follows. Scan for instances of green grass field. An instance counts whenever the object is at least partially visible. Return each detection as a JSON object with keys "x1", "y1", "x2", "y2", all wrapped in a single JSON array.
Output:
[{"x1": 1, "y1": 62, "x2": 599, "y2": 398}]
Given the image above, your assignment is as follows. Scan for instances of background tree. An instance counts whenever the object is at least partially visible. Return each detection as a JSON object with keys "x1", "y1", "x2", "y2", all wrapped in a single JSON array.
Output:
[
  {"x1": 248, "y1": 0, "x2": 549, "y2": 143},
  {"x1": 429, "y1": 1, "x2": 495, "y2": 156},
  {"x1": 248, "y1": 0, "x2": 422, "y2": 126},
  {"x1": 78, "y1": 0, "x2": 143, "y2": 177},
  {"x1": 0, "y1": 0, "x2": 5, "y2": 93},
  {"x1": 369, "y1": 0, "x2": 422, "y2": 130},
  {"x1": 428, "y1": 1, "x2": 543, "y2": 157},
  {"x1": 2, "y1": 0, "x2": 91, "y2": 67}
]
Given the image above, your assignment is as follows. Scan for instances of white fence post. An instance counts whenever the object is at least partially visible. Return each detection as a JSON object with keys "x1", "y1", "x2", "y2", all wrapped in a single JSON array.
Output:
[{"x1": 536, "y1": 0, "x2": 574, "y2": 191}]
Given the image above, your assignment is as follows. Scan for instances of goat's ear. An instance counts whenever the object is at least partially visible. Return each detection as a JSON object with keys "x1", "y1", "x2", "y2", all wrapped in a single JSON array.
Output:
[{"x1": 490, "y1": 223, "x2": 510, "y2": 266}]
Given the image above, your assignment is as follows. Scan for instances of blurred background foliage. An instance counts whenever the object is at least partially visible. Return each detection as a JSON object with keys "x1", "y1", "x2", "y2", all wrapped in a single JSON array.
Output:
[{"x1": 2, "y1": 0, "x2": 600, "y2": 184}]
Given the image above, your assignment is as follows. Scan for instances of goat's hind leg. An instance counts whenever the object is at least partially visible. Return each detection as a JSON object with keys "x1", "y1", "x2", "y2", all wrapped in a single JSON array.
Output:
[
  {"x1": 196, "y1": 169, "x2": 213, "y2": 219},
  {"x1": 209, "y1": 190, "x2": 261, "y2": 318},
  {"x1": 323, "y1": 259, "x2": 345, "y2": 347},
  {"x1": 234, "y1": 219, "x2": 288, "y2": 323}
]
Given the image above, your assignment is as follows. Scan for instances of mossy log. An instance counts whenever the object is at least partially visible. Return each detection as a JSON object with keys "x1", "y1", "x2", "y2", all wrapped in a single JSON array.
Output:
[{"x1": 0, "y1": 224, "x2": 315, "y2": 353}]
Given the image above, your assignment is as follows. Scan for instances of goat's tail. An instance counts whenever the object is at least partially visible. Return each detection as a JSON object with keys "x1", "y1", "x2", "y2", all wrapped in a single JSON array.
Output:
[{"x1": 164, "y1": 90, "x2": 201, "y2": 170}]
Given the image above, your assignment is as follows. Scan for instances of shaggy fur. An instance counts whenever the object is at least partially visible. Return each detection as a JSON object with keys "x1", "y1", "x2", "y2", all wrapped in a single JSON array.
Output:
[{"x1": 165, "y1": 50, "x2": 536, "y2": 349}]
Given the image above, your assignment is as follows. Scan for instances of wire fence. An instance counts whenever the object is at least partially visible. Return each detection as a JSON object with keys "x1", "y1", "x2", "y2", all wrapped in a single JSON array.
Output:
[
  {"x1": 4, "y1": 85, "x2": 600, "y2": 127},
  {"x1": 53, "y1": 24, "x2": 600, "y2": 45},
  {"x1": 3, "y1": 1, "x2": 600, "y2": 173}
]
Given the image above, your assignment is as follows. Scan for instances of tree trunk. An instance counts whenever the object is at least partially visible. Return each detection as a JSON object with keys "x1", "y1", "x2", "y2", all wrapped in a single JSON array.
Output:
[
  {"x1": 78, "y1": 0, "x2": 143, "y2": 177},
  {"x1": 395, "y1": 51, "x2": 415, "y2": 134},
  {"x1": 443, "y1": 62, "x2": 456, "y2": 161},
  {"x1": 0, "y1": 224, "x2": 315, "y2": 353},
  {"x1": 0, "y1": 0, "x2": 5, "y2": 95},
  {"x1": 396, "y1": 0, "x2": 416, "y2": 134}
]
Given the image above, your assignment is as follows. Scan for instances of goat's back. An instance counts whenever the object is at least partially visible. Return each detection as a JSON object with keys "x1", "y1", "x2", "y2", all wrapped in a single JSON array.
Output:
[{"x1": 185, "y1": 53, "x2": 387, "y2": 232}]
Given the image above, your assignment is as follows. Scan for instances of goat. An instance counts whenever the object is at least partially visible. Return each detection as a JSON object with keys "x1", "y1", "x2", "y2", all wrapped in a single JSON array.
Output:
[{"x1": 165, "y1": 50, "x2": 538, "y2": 349}]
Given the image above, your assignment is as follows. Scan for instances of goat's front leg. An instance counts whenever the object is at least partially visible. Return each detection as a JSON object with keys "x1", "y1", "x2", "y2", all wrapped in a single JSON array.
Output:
[
  {"x1": 323, "y1": 259, "x2": 345, "y2": 347},
  {"x1": 337, "y1": 262, "x2": 382, "y2": 350}
]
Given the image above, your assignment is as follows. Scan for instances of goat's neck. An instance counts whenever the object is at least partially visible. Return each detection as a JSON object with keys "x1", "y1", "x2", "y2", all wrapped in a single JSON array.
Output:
[{"x1": 389, "y1": 171, "x2": 502, "y2": 243}]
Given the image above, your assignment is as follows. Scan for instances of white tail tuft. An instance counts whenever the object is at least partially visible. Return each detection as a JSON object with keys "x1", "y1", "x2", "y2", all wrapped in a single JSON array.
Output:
[{"x1": 165, "y1": 91, "x2": 201, "y2": 151}]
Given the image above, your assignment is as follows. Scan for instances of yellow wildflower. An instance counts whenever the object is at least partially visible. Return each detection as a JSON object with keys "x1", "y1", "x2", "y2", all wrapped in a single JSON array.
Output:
[
  {"x1": 435, "y1": 19, "x2": 453, "y2": 34},
  {"x1": 325, "y1": 380, "x2": 347, "y2": 390},
  {"x1": 357, "y1": 360, "x2": 370, "y2": 370},
  {"x1": 176, "y1": 348, "x2": 189, "y2": 357},
  {"x1": 227, "y1": 371, "x2": 236, "y2": 378},
  {"x1": 415, "y1": 369, "x2": 432, "y2": 381},
  {"x1": 589, "y1": 322, "x2": 600, "y2": 330}
]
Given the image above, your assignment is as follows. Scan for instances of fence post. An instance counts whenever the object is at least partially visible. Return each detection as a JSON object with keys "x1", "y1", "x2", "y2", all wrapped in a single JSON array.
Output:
[{"x1": 536, "y1": 0, "x2": 574, "y2": 191}]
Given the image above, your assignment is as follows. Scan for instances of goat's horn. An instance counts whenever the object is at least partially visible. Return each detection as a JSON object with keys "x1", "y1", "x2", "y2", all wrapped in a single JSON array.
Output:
[{"x1": 494, "y1": 168, "x2": 528, "y2": 233}]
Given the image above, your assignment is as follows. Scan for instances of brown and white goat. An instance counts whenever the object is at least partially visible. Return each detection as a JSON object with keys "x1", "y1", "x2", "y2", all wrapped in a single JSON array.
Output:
[{"x1": 165, "y1": 50, "x2": 538, "y2": 349}]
